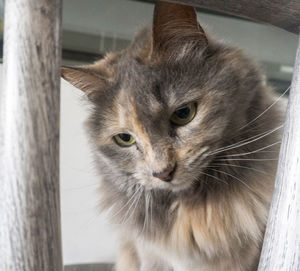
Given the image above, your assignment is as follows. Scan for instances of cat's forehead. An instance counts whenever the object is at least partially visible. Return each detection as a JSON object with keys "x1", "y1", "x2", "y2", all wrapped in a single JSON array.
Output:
[
  {"x1": 115, "y1": 57, "x2": 202, "y2": 110},
  {"x1": 116, "y1": 59, "x2": 163, "y2": 109},
  {"x1": 117, "y1": 58, "x2": 157, "y2": 89},
  {"x1": 116, "y1": 82, "x2": 164, "y2": 125}
]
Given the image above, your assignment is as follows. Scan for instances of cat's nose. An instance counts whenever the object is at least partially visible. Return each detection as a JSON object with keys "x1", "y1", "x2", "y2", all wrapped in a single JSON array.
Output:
[{"x1": 152, "y1": 164, "x2": 176, "y2": 182}]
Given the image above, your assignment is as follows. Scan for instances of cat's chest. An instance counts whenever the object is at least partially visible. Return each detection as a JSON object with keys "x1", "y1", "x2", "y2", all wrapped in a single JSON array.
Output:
[
  {"x1": 147, "y1": 195, "x2": 266, "y2": 267},
  {"x1": 128, "y1": 184, "x2": 271, "y2": 271},
  {"x1": 158, "y1": 201, "x2": 230, "y2": 257},
  {"x1": 141, "y1": 208, "x2": 233, "y2": 271}
]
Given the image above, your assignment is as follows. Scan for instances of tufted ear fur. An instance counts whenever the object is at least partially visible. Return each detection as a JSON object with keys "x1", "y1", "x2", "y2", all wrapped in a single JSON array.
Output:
[
  {"x1": 152, "y1": 1, "x2": 208, "y2": 59},
  {"x1": 61, "y1": 65, "x2": 109, "y2": 100}
]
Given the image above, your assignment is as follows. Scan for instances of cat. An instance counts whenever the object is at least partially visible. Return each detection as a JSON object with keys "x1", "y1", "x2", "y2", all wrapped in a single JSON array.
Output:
[{"x1": 61, "y1": 1, "x2": 284, "y2": 270}]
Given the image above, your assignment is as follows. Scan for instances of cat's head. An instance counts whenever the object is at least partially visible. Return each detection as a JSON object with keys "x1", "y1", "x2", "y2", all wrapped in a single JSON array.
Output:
[{"x1": 62, "y1": 1, "x2": 263, "y2": 192}]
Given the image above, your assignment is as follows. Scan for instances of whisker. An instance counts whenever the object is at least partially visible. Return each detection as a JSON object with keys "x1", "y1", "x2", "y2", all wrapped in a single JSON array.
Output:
[
  {"x1": 217, "y1": 141, "x2": 281, "y2": 158},
  {"x1": 149, "y1": 192, "x2": 153, "y2": 231},
  {"x1": 142, "y1": 192, "x2": 147, "y2": 233},
  {"x1": 209, "y1": 121, "x2": 284, "y2": 157},
  {"x1": 208, "y1": 125, "x2": 283, "y2": 157},
  {"x1": 143, "y1": 192, "x2": 150, "y2": 234},
  {"x1": 209, "y1": 125, "x2": 283, "y2": 156},
  {"x1": 239, "y1": 85, "x2": 290, "y2": 131},
  {"x1": 207, "y1": 163, "x2": 267, "y2": 175},
  {"x1": 114, "y1": 185, "x2": 142, "y2": 221},
  {"x1": 209, "y1": 128, "x2": 274, "y2": 156},
  {"x1": 199, "y1": 171, "x2": 229, "y2": 185},
  {"x1": 210, "y1": 168, "x2": 254, "y2": 192},
  {"x1": 128, "y1": 187, "x2": 143, "y2": 225},
  {"x1": 217, "y1": 158, "x2": 278, "y2": 161}
]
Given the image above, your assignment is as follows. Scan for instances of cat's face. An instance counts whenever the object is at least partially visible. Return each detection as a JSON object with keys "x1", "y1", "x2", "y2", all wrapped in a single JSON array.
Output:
[
  {"x1": 62, "y1": 2, "x2": 261, "y2": 192},
  {"x1": 91, "y1": 58, "x2": 232, "y2": 192}
]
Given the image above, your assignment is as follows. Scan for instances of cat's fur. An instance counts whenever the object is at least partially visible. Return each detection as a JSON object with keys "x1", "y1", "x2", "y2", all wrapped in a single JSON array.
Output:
[{"x1": 62, "y1": 1, "x2": 284, "y2": 270}]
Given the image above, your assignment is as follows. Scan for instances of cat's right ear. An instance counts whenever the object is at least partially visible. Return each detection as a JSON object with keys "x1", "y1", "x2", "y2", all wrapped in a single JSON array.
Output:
[
  {"x1": 61, "y1": 66, "x2": 107, "y2": 99},
  {"x1": 152, "y1": 1, "x2": 208, "y2": 59}
]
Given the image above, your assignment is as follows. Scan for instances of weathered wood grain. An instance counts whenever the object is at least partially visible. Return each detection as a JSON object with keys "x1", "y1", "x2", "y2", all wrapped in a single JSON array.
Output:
[
  {"x1": 257, "y1": 36, "x2": 300, "y2": 270},
  {"x1": 167, "y1": 0, "x2": 300, "y2": 34},
  {"x1": 0, "y1": 0, "x2": 63, "y2": 270}
]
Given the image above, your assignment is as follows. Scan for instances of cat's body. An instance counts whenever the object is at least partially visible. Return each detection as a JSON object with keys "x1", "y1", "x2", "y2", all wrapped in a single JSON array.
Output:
[
  {"x1": 101, "y1": 85, "x2": 280, "y2": 271},
  {"x1": 62, "y1": 1, "x2": 284, "y2": 270}
]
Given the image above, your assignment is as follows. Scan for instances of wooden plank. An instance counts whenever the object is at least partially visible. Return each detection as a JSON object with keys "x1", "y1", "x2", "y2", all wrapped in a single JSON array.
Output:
[
  {"x1": 167, "y1": 0, "x2": 300, "y2": 34},
  {"x1": 64, "y1": 264, "x2": 113, "y2": 271},
  {"x1": 258, "y1": 36, "x2": 300, "y2": 270},
  {"x1": 0, "y1": 0, "x2": 63, "y2": 270}
]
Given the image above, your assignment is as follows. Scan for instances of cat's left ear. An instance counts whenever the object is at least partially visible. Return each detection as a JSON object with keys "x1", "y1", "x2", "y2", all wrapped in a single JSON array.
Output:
[
  {"x1": 61, "y1": 66, "x2": 108, "y2": 99},
  {"x1": 152, "y1": 1, "x2": 208, "y2": 59}
]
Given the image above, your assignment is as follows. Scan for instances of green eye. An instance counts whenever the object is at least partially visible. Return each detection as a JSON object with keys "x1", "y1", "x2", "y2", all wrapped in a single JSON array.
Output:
[
  {"x1": 114, "y1": 133, "x2": 136, "y2": 147},
  {"x1": 170, "y1": 102, "x2": 197, "y2": 126}
]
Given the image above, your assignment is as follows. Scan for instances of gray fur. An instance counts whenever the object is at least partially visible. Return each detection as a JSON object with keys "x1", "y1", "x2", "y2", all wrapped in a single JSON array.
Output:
[{"x1": 61, "y1": 2, "x2": 284, "y2": 270}]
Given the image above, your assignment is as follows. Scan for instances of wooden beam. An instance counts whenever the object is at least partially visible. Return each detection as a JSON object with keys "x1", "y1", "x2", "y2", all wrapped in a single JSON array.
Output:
[
  {"x1": 166, "y1": 0, "x2": 300, "y2": 34},
  {"x1": 0, "y1": 0, "x2": 63, "y2": 270},
  {"x1": 258, "y1": 35, "x2": 300, "y2": 270}
]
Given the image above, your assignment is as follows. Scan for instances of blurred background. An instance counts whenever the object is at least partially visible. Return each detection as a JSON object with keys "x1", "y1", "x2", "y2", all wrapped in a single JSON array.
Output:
[{"x1": 0, "y1": 0, "x2": 298, "y2": 266}]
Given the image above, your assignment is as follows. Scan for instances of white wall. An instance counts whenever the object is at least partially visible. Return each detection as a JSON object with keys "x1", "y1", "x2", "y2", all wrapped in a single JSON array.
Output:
[{"x1": 60, "y1": 79, "x2": 117, "y2": 265}]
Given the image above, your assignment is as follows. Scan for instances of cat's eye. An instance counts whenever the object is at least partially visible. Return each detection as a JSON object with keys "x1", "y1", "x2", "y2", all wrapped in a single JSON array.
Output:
[
  {"x1": 170, "y1": 102, "x2": 197, "y2": 126},
  {"x1": 114, "y1": 133, "x2": 136, "y2": 147}
]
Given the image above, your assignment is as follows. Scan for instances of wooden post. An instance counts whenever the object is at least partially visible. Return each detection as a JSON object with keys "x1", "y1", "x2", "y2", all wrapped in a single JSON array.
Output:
[
  {"x1": 0, "y1": 0, "x2": 63, "y2": 271},
  {"x1": 258, "y1": 35, "x2": 300, "y2": 270}
]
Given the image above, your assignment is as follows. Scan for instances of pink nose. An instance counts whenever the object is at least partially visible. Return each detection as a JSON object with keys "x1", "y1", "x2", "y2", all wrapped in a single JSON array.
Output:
[{"x1": 152, "y1": 164, "x2": 176, "y2": 182}]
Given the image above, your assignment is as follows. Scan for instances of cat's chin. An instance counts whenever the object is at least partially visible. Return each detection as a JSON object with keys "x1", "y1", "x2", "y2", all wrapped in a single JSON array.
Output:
[
  {"x1": 168, "y1": 182, "x2": 194, "y2": 193},
  {"x1": 143, "y1": 178, "x2": 194, "y2": 193}
]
